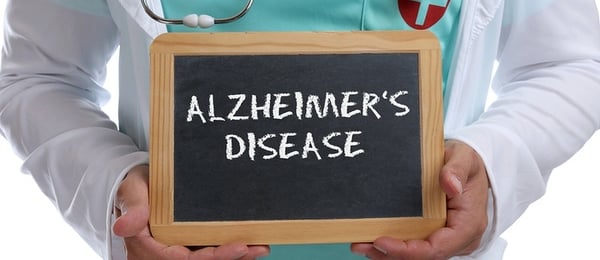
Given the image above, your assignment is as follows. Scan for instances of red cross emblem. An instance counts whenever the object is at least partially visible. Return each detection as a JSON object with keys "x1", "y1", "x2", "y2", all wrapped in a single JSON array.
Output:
[{"x1": 398, "y1": 0, "x2": 450, "y2": 30}]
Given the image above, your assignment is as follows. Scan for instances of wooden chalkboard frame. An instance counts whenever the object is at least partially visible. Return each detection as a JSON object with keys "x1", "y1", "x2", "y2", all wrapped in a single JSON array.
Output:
[{"x1": 149, "y1": 31, "x2": 445, "y2": 246}]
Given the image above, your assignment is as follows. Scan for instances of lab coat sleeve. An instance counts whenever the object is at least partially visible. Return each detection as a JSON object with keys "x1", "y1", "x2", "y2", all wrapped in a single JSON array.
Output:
[
  {"x1": 447, "y1": 0, "x2": 600, "y2": 253},
  {"x1": 0, "y1": 0, "x2": 148, "y2": 258}
]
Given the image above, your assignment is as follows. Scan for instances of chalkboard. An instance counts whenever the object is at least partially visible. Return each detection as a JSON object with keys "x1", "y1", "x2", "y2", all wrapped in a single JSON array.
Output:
[{"x1": 150, "y1": 31, "x2": 445, "y2": 246}]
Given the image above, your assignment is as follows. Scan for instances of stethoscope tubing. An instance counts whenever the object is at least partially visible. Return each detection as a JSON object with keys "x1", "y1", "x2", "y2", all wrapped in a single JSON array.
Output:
[{"x1": 141, "y1": 0, "x2": 254, "y2": 27}]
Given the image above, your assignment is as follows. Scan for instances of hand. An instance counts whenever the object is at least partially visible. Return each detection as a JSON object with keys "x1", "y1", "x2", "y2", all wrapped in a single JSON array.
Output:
[
  {"x1": 113, "y1": 165, "x2": 271, "y2": 260},
  {"x1": 351, "y1": 140, "x2": 490, "y2": 260}
]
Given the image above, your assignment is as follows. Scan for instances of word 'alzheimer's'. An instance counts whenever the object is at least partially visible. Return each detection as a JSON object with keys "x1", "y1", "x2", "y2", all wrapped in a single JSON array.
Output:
[{"x1": 186, "y1": 90, "x2": 410, "y2": 123}]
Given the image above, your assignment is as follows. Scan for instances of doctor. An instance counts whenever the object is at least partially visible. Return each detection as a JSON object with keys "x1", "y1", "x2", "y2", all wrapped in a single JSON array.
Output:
[{"x1": 1, "y1": 0, "x2": 600, "y2": 259}]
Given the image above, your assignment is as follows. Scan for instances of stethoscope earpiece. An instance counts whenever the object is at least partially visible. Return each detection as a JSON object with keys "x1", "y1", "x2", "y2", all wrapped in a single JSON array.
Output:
[
  {"x1": 183, "y1": 14, "x2": 215, "y2": 28},
  {"x1": 141, "y1": 0, "x2": 254, "y2": 28}
]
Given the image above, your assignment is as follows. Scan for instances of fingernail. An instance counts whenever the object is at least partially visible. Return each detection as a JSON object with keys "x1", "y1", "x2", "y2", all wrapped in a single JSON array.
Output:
[
  {"x1": 451, "y1": 175, "x2": 463, "y2": 194},
  {"x1": 256, "y1": 249, "x2": 270, "y2": 258}
]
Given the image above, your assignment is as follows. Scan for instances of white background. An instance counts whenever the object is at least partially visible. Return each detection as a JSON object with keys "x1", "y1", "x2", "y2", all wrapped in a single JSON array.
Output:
[{"x1": 1, "y1": 2, "x2": 600, "y2": 259}]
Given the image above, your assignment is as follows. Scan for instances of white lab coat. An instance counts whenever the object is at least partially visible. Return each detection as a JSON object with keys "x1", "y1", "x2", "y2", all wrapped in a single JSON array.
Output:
[{"x1": 1, "y1": 0, "x2": 600, "y2": 259}]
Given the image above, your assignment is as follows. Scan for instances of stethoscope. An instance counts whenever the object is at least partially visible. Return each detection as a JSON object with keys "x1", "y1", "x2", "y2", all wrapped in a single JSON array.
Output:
[{"x1": 141, "y1": 0, "x2": 254, "y2": 28}]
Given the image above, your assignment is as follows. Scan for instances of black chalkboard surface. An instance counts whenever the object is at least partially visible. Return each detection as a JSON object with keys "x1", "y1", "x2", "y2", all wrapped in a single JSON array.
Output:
[{"x1": 150, "y1": 31, "x2": 445, "y2": 246}]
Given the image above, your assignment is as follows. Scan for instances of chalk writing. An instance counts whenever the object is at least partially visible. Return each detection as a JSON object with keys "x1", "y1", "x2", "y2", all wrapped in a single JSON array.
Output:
[
  {"x1": 185, "y1": 90, "x2": 410, "y2": 161},
  {"x1": 225, "y1": 131, "x2": 364, "y2": 161},
  {"x1": 186, "y1": 90, "x2": 410, "y2": 123}
]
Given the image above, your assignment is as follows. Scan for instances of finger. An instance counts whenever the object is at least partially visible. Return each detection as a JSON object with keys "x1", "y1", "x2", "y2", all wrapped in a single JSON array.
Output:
[
  {"x1": 213, "y1": 243, "x2": 249, "y2": 259},
  {"x1": 113, "y1": 165, "x2": 150, "y2": 238},
  {"x1": 124, "y1": 233, "x2": 192, "y2": 260},
  {"x1": 372, "y1": 180, "x2": 488, "y2": 256},
  {"x1": 242, "y1": 245, "x2": 271, "y2": 260},
  {"x1": 354, "y1": 218, "x2": 486, "y2": 259},
  {"x1": 371, "y1": 236, "x2": 480, "y2": 259},
  {"x1": 437, "y1": 182, "x2": 488, "y2": 255},
  {"x1": 373, "y1": 237, "x2": 438, "y2": 259},
  {"x1": 425, "y1": 219, "x2": 484, "y2": 257},
  {"x1": 189, "y1": 243, "x2": 253, "y2": 260},
  {"x1": 113, "y1": 204, "x2": 150, "y2": 238},
  {"x1": 126, "y1": 237, "x2": 265, "y2": 260},
  {"x1": 350, "y1": 243, "x2": 388, "y2": 260}
]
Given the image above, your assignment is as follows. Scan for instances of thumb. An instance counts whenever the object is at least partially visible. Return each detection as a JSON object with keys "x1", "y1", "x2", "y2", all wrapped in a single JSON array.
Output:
[
  {"x1": 113, "y1": 165, "x2": 151, "y2": 238},
  {"x1": 440, "y1": 141, "x2": 482, "y2": 198},
  {"x1": 440, "y1": 167, "x2": 463, "y2": 199}
]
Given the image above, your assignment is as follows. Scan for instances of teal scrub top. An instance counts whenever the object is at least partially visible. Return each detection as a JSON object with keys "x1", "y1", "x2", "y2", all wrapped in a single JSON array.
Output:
[
  {"x1": 160, "y1": 1, "x2": 462, "y2": 259},
  {"x1": 162, "y1": 0, "x2": 462, "y2": 94}
]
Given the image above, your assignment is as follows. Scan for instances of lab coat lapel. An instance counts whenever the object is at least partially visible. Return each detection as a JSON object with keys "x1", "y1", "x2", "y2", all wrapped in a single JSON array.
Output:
[
  {"x1": 443, "y1": 0, "x2": 503, "y2": 131},
  {"x1": 112, "y1": 0, "x2": 167, "y2": 38},
  {"x1": 473, "y1": 0, "x2": 504, "y2": 32}
]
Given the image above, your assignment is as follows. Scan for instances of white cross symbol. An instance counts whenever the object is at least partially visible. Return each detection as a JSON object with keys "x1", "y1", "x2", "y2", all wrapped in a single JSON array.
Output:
[{"x1": 410, "y1": 0, "x2": 448, "y2": 26}]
